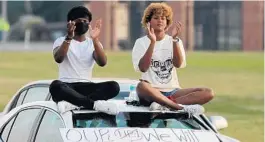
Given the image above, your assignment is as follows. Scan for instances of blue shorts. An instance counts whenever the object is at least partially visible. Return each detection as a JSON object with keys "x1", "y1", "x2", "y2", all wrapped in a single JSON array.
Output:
[
  {"x1": 139, "y1": 88, "x2": 180, "y2": 106},
  {"x1": 160, "y1": 88, "x2": 180, "y2": 97}
]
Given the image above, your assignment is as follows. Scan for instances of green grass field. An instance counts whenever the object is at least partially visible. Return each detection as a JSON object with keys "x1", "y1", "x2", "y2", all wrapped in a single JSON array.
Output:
[{"x1": 0, "y1": 51, "x2": 263, "y2": 142}]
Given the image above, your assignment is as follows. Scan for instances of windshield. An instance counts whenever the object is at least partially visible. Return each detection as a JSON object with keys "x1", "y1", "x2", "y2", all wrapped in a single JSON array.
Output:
[{"x1": 73, "y1": 112, "x2": 205, "y2": 130}]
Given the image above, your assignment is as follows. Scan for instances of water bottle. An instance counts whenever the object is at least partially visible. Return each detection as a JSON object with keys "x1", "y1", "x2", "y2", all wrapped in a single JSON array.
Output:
[
  {"x1": 130, "y1": 85, "x2": 136, "y2": 93},
  {"x1": 126, "y1": 84, "x2": 139, "y2": 102}
]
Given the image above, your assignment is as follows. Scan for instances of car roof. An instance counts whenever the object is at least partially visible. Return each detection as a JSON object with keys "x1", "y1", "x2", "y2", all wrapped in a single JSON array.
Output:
[
  {"x1": 73, "y1": 100, "x2": 186, "y2": 114},
  {"x1": 11, "y1": 100, "x2": 185, "y2": 115},
  {"x1": 22, "y1": 78, "x2": 139, "y2": 86},
  {"x1": 13, "y1": 78, "x2": 138, "y2": 98},
  {"x1": 3, "y1": 78, "x2": 139, "y2": 114}
]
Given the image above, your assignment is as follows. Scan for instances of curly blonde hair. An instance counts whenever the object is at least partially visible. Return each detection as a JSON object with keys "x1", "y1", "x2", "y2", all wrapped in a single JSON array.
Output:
[{"x1": 141, "y1": 2, "x2": 173, "y2": 29}]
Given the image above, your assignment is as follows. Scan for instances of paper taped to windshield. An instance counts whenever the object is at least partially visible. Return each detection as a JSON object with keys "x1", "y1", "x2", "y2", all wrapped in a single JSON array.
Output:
[{"x1": 60, "y1": 128, "x2": 220, "y2": 142}]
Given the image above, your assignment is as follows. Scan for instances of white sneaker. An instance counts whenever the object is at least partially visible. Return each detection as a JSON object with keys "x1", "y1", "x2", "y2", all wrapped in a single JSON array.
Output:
[
  {"x1": 57, "y1": 101, "x2": 80, "y2": 114},
  {"x1": 150, "y1": 102, "x2": 170, "y2": 111},
  {"x1": 179, "y1": 104, "x2": 205, "y2": 116},
  {"x1": 93, "y1": 100, "x2": 119, "y2": 115}
]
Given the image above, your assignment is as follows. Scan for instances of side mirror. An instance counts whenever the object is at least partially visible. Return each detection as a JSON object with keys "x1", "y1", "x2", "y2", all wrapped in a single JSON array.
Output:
[{"x1": 208, "y1": 116, "x2": 228, "y2": 130}]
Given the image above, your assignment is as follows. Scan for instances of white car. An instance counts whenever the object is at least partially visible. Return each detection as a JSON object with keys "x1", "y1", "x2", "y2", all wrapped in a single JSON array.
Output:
[
  {"x1": 0, "y1": 100, "x2": 240, "y2": 142},
  {"x1": 1, "y1": 78, "x2": 139, "y2": 116},
  {"x1": 0, "y1": 78, "x2": 240, "y2": 142}
]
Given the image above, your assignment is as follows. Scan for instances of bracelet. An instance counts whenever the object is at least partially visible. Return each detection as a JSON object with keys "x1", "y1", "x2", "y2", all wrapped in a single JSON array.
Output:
[
  {"x1": 172, "y1": 37, "x2": 180, "y2": 43},
  {"x1": 64, "y1": 40, "x2": 71, "y2": 44},
  {"x1": 65, "y1": 35, "x2": 73, "y2": 41}
]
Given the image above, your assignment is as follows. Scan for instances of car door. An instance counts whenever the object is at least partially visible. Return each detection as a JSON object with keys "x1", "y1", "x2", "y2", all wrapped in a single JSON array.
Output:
[
  {"x1": 0, "y1": 108, "x2": 42, "y2": 142},
  {"x1": 0, "y1": 106, "x2": 65, "y2": 142},
  {"x1": 30, "y1": 109, "x2": 65, "y2": 142}
]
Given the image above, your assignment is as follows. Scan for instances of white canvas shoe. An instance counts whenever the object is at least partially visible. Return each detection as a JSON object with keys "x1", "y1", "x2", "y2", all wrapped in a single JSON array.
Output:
[
  {"x1": 57, "y1": 101, "x2": 80, "y2": 114},
  {"x1": 149, "y1": 102, "x2": 170, "y2": 111},
  {"x1": 179, "y1": 104, "x2": 205, "y2": 116},
  {"x1": 93, "y1": 100, "x2": 119, "y2": 115}
]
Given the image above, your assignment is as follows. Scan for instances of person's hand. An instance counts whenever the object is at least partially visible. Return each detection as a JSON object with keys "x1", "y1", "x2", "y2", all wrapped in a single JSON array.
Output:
[
  {"x1": 67, "y1": 20, "x2": 76, "y2": 38},
  {"x1": 171, "y1": 21, "x2": 182, "y2": 39},
  {"x1": 146, "y1": 22, "x2": 156, "y2": 42},
  {"x1": 89, "y1": 19, "x2": 102, "y2": 40}
]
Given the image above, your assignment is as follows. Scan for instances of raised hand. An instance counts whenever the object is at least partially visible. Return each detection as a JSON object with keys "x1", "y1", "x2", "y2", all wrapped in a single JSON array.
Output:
[
  {"x1": 67, "y1": 20, "x2": 76, "y2": 38},
  {"x1": 146, "y1": 22, "x2": 156, "y2": 42},
  {"x1": 171, "y1": 21, "x2": 182, "y2": 39},
  {"x1": 89, "y1": 19, "x2": 102, "y2": 40}
]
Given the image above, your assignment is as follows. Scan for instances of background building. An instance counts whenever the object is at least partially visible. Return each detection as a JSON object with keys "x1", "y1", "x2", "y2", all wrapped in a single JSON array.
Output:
[{"x1": 0, "y1": 1, "x2": 264, "y2": 51}]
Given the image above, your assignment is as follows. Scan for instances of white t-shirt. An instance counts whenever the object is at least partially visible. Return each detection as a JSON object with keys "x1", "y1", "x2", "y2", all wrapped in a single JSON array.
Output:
[
  {"x1": 132, "y1": 35, "x2": 186, "y2": 91},
  {"x1": 52, "y1": 36, "x2": 99, "y2": 83}
]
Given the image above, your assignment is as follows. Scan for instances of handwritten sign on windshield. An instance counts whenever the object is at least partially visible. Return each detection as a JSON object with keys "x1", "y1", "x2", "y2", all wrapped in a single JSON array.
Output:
[{"x1": 60, "y1": 128, "x2": 219, "y2": 142}]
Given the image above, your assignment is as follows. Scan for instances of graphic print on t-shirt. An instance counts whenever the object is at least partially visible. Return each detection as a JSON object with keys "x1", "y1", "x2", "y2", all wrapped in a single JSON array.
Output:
[{"x1": 151, "y1": 49, "x2": 173, "y2": 84}]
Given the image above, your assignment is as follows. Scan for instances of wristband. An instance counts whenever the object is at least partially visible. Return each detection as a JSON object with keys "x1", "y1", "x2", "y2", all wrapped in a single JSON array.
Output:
[
  {"x1": 64, "y1": 40, "x2": 71, "y2": 44},
  {"x1": 65, "y1": 35, "x2": 73, "y2": 41},
  {"x1": 172, "y1": 37, "x2": 180, "y2": 43}
]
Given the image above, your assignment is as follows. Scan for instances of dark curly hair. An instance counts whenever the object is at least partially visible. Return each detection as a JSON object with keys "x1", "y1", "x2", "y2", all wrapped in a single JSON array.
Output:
[{"x1": 67, "y1": 6, "x2": 92, "y2": 22}]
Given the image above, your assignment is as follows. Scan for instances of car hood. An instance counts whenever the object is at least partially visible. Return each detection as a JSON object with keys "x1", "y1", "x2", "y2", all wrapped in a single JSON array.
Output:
[
  {"x1": 217, "y1": 133, "x2": 240, "y2": 142},
  {"x1": 0, "y1": 112, "x2": 4, "y2": 118},
  {"x1": 59, "y1": 128, "x2": 222, "y2": 142}
]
